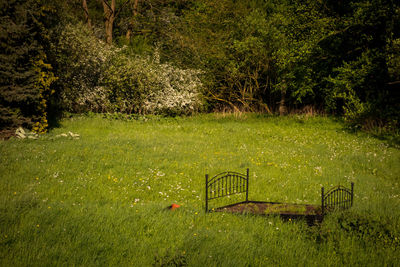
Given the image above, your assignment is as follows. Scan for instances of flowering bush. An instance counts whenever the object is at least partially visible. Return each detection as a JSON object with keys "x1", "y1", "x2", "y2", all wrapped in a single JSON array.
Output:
[
  {"x1": 103, "y1": 50, "x2": 203, "y2": 115},
  {"x1": 53, "y1": 23, "x2": 114, "y2": 112},
  {"x1": 102, "y1": 53, "x2": 150, "y2": 114},
  {"x1": 53, "y1": 23, "x2": 203, "y2": 115},
  {"x1": 143, "y1": 58, "x2": 203, "y2": 115}
]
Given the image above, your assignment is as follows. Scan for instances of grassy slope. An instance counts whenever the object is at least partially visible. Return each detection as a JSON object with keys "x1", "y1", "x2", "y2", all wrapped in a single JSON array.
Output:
[{"x1": 0, "y1": 114, "x2": 399, "y2": 266}]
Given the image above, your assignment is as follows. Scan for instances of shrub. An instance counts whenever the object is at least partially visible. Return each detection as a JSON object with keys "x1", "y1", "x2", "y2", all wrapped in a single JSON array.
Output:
[
  {"x1": 53, "y1": 23, "x2": 114, "y2": 113},
  {"x1": 142, "y1": 56, "x2": 203, "y2": 116},
  {"x1": 53, "y1": 23, "x2": 203, "y2": 116},
  {"x1": 101, "y1": 52, "x2": 149, "y2": 114},
  {"x1": 103, "y1": 50, "x2": 203, "y2": 116},
  {"x1": 32, "y1": 54, "x2": 58, "y2": 133},
  {"x1": 326, "y1": 51, "x2": 377, "y2": 125}
]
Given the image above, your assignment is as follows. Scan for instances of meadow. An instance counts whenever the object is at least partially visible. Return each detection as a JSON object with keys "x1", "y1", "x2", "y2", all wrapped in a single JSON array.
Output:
[{"x1": 0, "y1": 113, "x2": 399, "y2": 266}]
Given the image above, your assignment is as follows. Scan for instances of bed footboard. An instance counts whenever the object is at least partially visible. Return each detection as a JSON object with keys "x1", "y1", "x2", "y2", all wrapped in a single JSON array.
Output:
[{"x1": 321, "y1": 182, "x2": 354, "y2": 214}]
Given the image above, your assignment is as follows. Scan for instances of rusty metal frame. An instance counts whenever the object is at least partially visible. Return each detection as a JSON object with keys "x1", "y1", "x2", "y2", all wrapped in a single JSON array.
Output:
[
  {"x1": 205, "y1": 168, "x2": 249, "y2": 212},
  {"x1": 205, "y1": 169, "x2": 354, "y2": 218},
  {"x1": 321, "y1": 182, "x2": 354, "y2": 215}
]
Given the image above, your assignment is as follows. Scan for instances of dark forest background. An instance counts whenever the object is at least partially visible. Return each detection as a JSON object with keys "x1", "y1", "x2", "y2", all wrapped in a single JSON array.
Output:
[{"x1": 1, "y1": 0, "x2": 399, "y2": 135}]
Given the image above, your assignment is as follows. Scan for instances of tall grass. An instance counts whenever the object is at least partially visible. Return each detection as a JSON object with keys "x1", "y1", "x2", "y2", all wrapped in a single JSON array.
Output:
[{"x1": 1, "y1": 114, "x2": 399, "y2": 266}]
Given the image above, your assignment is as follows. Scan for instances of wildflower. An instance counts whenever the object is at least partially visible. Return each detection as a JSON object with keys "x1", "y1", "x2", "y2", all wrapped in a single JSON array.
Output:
[{"x1": 314, "y1": 166, "x2": 323, "y2": 176}]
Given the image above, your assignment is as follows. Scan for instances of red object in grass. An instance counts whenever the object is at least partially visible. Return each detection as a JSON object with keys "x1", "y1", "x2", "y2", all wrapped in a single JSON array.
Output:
[{"x1": 168, "y1": 203, "x2": 181, "y2": 210}]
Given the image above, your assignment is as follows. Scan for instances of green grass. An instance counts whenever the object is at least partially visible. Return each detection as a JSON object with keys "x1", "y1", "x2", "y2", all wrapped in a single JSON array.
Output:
[{"x1": 1, "y1": 113, "x2": 399, "y2": 266}]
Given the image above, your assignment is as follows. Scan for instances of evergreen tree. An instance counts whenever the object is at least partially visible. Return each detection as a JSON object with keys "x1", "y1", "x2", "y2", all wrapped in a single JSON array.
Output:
[{"x1": 0, "y1": 0, "x2": 57, "y2": 133}]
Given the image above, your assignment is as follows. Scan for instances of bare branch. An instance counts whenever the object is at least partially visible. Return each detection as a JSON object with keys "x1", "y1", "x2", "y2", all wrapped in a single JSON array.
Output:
[
  {"x1": 101, "y1": 0, "x2": 112, "y2": 12},
  {"x1": 115, "y1": 0, "x2": 130, "y2": 18}
]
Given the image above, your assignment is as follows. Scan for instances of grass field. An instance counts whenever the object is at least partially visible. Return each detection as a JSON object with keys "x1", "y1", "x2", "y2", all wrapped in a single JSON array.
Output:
[{"x1": 1, "y1": 113, "x2": 399, "y2": 266}]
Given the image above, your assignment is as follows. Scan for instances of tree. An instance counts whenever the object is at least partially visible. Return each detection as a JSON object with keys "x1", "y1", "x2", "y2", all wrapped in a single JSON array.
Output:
[
  {"x1": 321, "y1": 0, "x2": 400, "y2": 126},
  {"x1": 102, "y1": 0, "x2": 115, "y2": 44},
  {"x1": 82, "y1": 0, "x2": 92, "y2": 29},
  {"x1": 0, "y1": 0, "x2": 57, "y2": 133},
  {"x1": 100, "y1": 0, "x2": 129, "y2": 44},
  {"x1": 163, "y1": 0, "x2": 273, "y2": 111},
  {"x1": 268, "y1": 0, "x2": 334, "y2": 113},
  {"x1": 125, "y1": 0, "x2": 139, "y2": 41}
]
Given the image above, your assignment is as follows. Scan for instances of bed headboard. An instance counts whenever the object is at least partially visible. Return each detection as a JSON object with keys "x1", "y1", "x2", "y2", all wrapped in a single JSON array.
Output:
[
  {"x1": 321, "y1": 182, "x2": 354, "y2": 214},
  {"x1": 205, "y1": 168, "x2": 249, "y2": 212}
]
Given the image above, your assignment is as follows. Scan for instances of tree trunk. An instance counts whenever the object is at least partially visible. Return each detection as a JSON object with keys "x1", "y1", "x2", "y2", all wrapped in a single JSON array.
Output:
[
  {"x1": 126, "y1": 0, "x2": 139, "y2": 41},
  {"x1": 102, "y1": 0, "x2": 116, "y2": 44},
  {"x1": 82, "y1": 0, "x2": 92, "y2": 29},
  {"x1": 279, "y1": 88, "x2": 288, "y2": 116}
]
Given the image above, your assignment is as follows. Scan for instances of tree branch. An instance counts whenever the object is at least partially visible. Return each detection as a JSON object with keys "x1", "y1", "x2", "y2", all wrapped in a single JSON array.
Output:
[
  {"x1": 115, "y1": 0, "x2": 130, "y2": 18},
  {"x1": 101, "y1": 0, "x2": 112, "y2": 12}
]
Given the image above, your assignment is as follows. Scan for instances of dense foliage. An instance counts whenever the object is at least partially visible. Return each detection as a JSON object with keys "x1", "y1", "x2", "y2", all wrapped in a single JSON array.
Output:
[
  {"x1": 0, "y1": 0, "x2": 57, "y2": 133},
  {"x1": 1, "y1": 0, "x2": 399, "y2": 133},
  {"x1": 53, "y1": 22, "x2": 202, "y2": 115}
]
